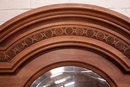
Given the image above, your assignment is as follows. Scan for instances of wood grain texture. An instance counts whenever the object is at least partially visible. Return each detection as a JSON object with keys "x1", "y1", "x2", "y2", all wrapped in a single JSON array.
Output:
[{"x1": 0, "y1": 3, "x2": 130, "y2": 87}]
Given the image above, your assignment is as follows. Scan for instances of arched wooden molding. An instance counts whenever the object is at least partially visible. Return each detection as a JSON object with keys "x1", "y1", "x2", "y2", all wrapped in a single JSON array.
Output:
[{"x1": 0, "y1": 3, "x2": 130, "y2": 87}]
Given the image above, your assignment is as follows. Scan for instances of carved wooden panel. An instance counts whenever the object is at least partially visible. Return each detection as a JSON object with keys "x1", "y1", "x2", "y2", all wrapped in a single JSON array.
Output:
[{"x1": 0, "y1": 3, "x2": 130, "y2": 87}]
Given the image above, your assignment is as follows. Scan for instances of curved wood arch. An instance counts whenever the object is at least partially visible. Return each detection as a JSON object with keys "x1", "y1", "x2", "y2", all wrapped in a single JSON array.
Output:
[
  {"x1": 24, "y1": 60, "x2": 117, "y2": 87},
  {"x1": 0, "y1": 3, "x2": 130, "y2": 87}
]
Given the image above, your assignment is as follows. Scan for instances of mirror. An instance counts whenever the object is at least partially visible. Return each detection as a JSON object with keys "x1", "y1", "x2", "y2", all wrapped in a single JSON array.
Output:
[{"x1": 30, "y1": 66, "x2": 111, "y2": 87}]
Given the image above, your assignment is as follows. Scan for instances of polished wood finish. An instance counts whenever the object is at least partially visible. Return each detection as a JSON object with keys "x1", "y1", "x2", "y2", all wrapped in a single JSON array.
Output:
[{"x1": 0, "y1": 3, "x2": 130, "y2": 87}]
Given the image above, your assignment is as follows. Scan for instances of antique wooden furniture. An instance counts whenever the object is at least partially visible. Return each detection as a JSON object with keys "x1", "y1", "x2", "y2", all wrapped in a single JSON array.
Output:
[{"x1": 0, "y1": 3, "x2": 130, "y2": 87}]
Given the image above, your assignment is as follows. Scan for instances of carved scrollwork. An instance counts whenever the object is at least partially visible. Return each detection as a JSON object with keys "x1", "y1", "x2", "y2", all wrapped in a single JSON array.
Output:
[{"x1": 0, "y1": 27, "x2": 130, "y2": 62}]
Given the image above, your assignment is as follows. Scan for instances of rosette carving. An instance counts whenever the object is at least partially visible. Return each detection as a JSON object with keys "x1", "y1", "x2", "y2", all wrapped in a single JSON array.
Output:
[{"x1": 0, "y1": 27, "x2": 130, "y2": 62}]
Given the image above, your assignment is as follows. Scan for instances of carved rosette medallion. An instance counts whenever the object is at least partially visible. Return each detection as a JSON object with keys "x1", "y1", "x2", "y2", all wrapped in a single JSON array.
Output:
[
  {"x1": 65, "y1": 27, "x2": 74, "y2": 35},
  {"x1": 44, "y1": 30, "x2": 53, "y2": 38},
  {"x1": 115, "y1": 42, "x2": 125, "y2": 51},
  {"x1": 125, "y1": 49, "x2": 130, "y2": 58},
  {"x1": 76, "y1": 28, "x2": 84, "y2": 35},
  {"x1": 55, "y1": 28, "x2": 63, "y2": 35},
  {"x1": 0, "y1": 53, "x2": 7, "y2": 62},
  {"x1": 106, "y1": 36, "x2": 115, "y2": 44},
  {"x1": 96, "y1": 32, "x2": 105, "y2": 40},
  {"x1": 35, "y1": 33, "x2": 43, "y2": 41},
  {"x1": 86, "y1": 29, "x2": 95, "y2": 37}
]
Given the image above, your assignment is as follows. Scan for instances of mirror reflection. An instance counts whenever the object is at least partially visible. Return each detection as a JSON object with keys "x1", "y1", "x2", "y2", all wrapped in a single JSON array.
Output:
[{"x1": 30, "y1": 66, "x2": 111, "y2": 87}]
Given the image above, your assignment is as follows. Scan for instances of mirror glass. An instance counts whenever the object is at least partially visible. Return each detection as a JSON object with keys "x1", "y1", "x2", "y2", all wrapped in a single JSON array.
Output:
[{"x1": 30, "y1": 66, "x2": 111, "y2": 87}]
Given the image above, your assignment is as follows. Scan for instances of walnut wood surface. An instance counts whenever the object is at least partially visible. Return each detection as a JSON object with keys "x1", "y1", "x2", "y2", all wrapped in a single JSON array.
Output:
[{"x1": 0, "y1": 3, "x2": 130, "y2": 87}]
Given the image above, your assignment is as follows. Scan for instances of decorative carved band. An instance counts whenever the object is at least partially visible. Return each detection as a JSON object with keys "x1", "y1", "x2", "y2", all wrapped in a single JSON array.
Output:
[{"x1": 0, "y1": 27, "x2": 130, "y2": 62}]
